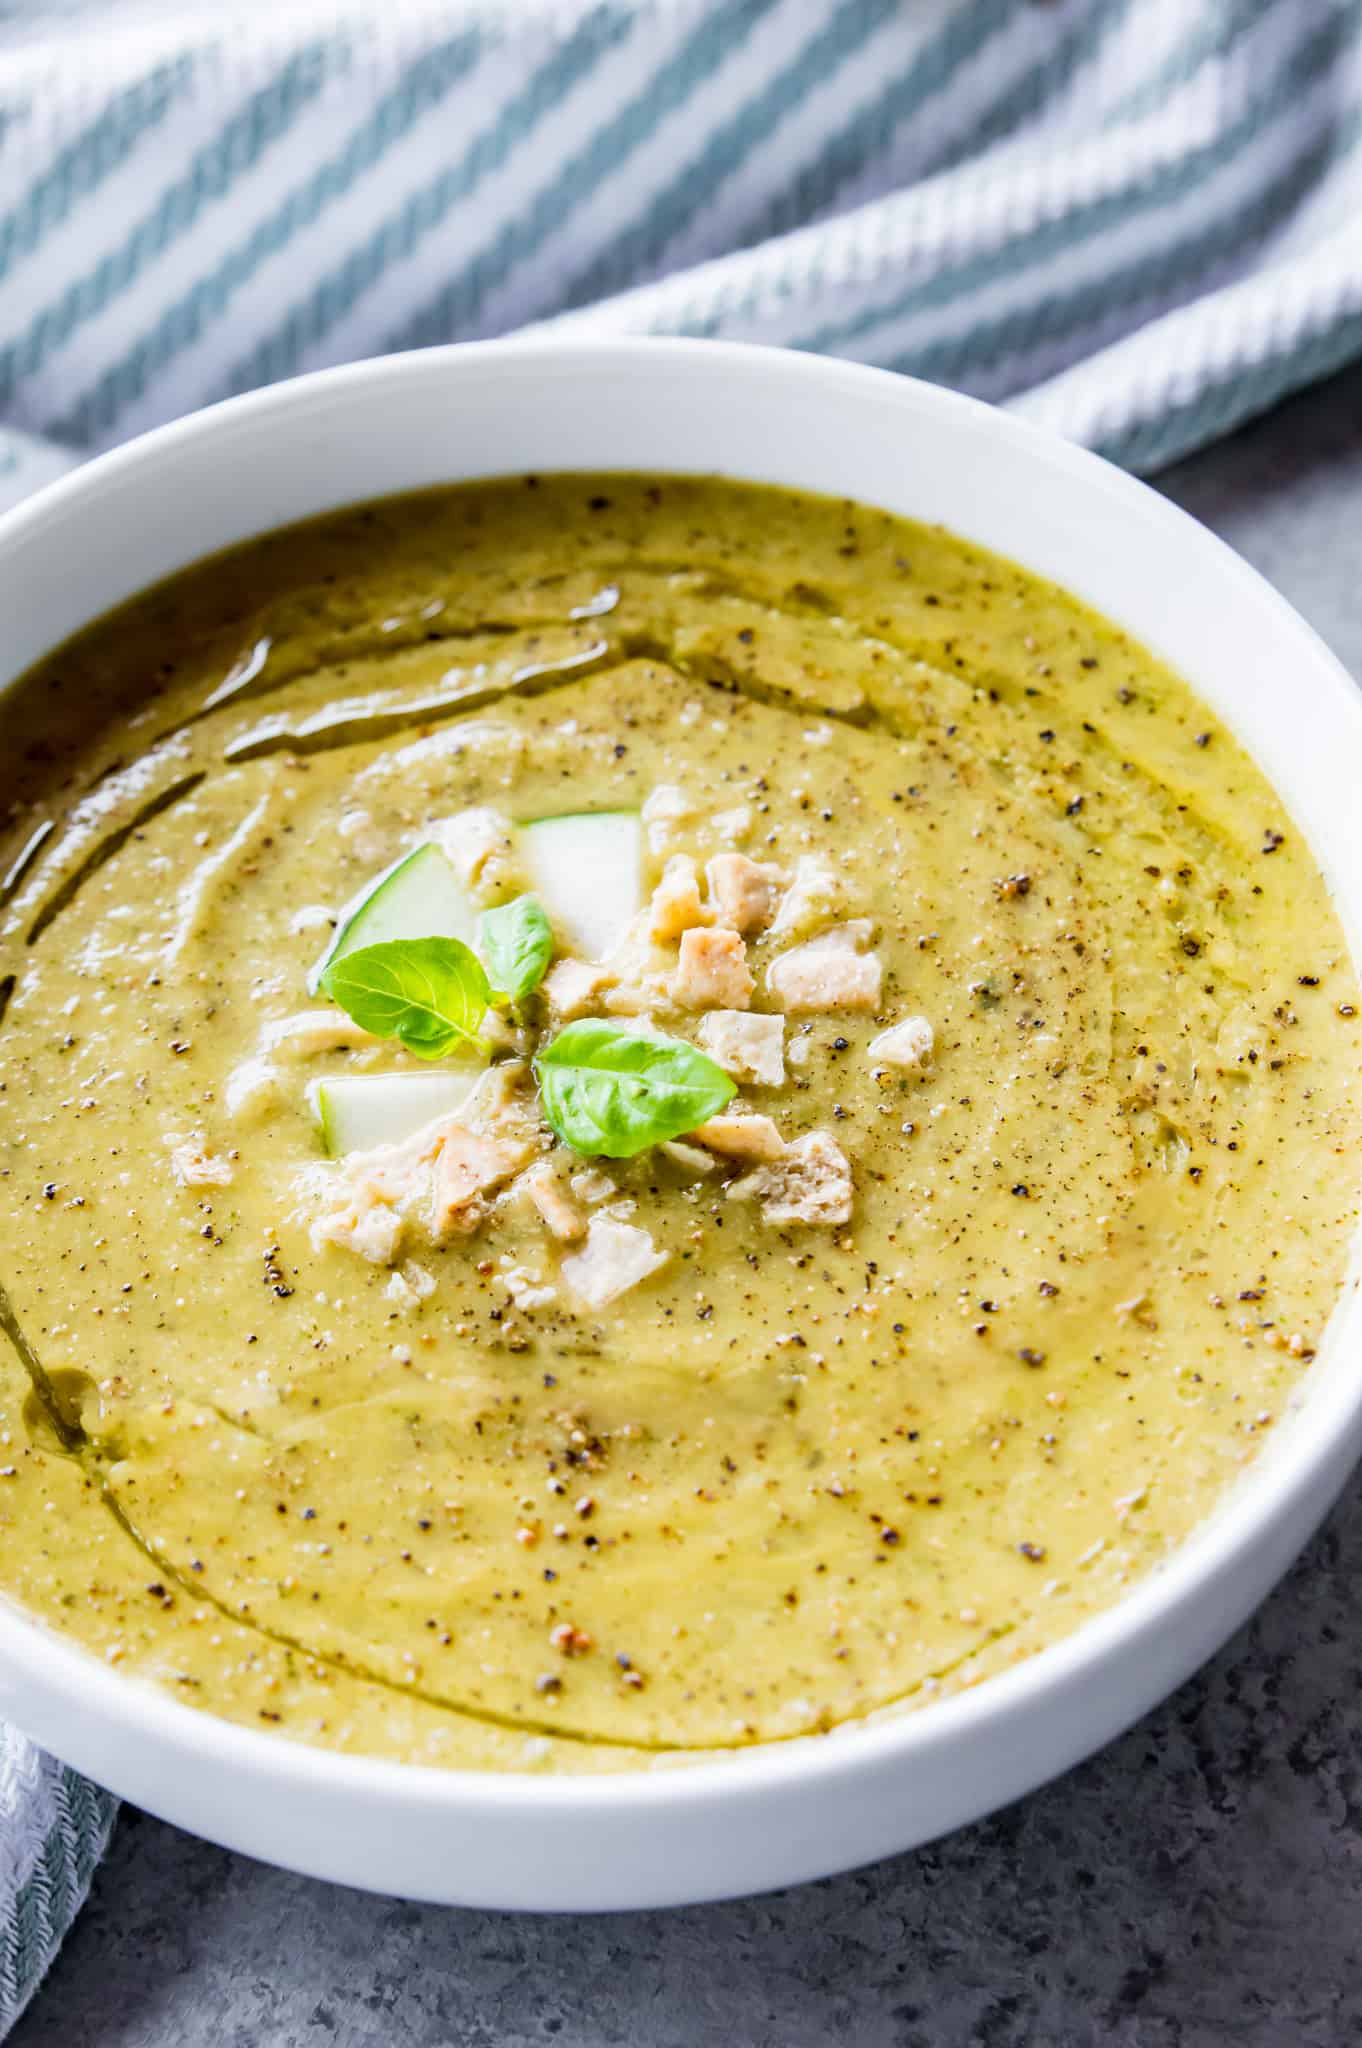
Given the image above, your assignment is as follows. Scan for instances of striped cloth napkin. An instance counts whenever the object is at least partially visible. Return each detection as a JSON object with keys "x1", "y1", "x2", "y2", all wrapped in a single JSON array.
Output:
[
  {"x1": 0, "y1": 1738, "x2": 114, "y2": 2038},
  {"x1": 1, "y1": 0, "x2": 1360, "y2": 2028}
]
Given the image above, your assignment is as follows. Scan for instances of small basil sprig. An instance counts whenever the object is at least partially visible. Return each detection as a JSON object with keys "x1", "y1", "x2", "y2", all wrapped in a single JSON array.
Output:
[
  {"x1": 478, "y1": 894, "x2": 553, "y2": 1003},
  {"x1": 321, "y1": 937, "x2": 490, "y2": 1060},
  {"x1": 534, "y1": 1020, "x2": 735, "y2": 1158}
]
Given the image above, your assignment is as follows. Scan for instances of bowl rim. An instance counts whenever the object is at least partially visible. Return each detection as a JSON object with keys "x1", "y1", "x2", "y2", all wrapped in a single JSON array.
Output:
[{"x1": 1, "y1": 333, "x2": 1360, "y2": 1825}]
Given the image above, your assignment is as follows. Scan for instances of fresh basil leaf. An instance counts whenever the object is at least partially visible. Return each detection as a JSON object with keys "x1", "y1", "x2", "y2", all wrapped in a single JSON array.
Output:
[
  {"x1": 321, "y1": 937, "x2": 490, "y2": 1061},
  {"x1": 479, "y1": 894, "x2": 553, "y2": 1004},
  {"x1": 534, "y1": 1019, "x2": 736, "y2": 1158}
]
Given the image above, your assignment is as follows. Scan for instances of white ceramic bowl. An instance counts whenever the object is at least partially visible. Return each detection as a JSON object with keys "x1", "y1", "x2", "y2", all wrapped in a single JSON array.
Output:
[{"x1": 0, "y1": 340, "x2": 1359, "y2": 1910}]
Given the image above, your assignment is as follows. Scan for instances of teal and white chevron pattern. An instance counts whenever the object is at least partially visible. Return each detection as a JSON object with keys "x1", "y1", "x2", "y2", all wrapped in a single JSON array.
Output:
[
  {"x1": 0, "y1": 1726, "x2": 116, "y2": 2037},
  {"x1": 2, "y1": 0, "x2": 1362, "y2": 2028}
]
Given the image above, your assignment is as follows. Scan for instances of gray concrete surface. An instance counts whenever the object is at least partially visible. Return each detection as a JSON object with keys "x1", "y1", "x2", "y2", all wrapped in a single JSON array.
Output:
[{"x1": 13, "y1": 358, "x2": 1362, "y2": 2048}]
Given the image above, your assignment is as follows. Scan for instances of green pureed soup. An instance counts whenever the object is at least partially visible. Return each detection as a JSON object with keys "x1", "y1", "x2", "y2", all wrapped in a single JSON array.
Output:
[{"x1": 0, "y1": 476, "x2": 1357, "y2": 1772}]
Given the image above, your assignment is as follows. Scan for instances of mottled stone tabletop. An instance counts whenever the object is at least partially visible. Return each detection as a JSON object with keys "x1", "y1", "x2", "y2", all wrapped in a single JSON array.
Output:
[{"x1": 14, "y1": 359, "x2": 1362, "y2": 2048}]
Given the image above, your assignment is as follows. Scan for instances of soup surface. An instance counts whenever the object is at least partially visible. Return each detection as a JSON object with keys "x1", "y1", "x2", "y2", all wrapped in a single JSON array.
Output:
[{"x1": 0, "y1": 476, "x2": 1357, "y2": 1772}]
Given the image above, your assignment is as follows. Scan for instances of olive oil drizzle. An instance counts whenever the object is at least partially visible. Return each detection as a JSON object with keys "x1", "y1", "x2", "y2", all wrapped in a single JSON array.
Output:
[
  {"x1": 25, "y1": 770, "x2": 207, "y2": 945},
  {"x1": 0, "y1": 1298, "x2": 1005, "y2": 1753}
]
